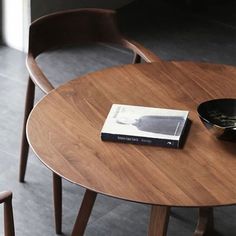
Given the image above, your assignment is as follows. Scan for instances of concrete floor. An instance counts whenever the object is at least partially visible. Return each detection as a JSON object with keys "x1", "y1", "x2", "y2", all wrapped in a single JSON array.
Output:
[{"x1": 0, "y1": 1, "x2": 236, "y2": 235}]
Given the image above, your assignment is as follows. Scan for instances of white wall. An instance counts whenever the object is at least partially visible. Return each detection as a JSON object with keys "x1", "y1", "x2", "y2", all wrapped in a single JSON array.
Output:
[
  {"x1": 2, "y1": 0, "x2": 134, "y2": 52},
  {"x1": 2, "y1": 0, "x2": 31, "y2": 51}
]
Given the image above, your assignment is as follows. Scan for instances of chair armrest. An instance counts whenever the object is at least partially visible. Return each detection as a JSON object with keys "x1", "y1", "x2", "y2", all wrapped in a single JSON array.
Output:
[
  {"x1": 0, "y1": 191, "x2": 12, "y2": 204},
  {"x1": 122, "y1": 39, "x2": 161, "y2": 63},
  {"x1": 26, "y1": 53, "x2": 54, "y2": 94}
]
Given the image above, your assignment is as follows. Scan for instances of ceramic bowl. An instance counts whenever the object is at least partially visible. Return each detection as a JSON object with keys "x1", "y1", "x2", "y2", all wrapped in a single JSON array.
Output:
[{"x1": 197, "y1": 98, "x2": 236, "y2": 141}]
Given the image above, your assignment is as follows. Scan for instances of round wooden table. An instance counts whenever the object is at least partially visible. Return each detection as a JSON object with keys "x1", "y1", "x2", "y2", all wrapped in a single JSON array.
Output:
[{"x1": 27, "y1": 61, "x2": 236, "y2": 236}]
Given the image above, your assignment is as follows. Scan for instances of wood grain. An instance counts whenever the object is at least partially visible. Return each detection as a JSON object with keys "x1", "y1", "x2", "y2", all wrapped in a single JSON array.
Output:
[{"x1": 27, "y1": 61, "x2": 236, "y2": 207}]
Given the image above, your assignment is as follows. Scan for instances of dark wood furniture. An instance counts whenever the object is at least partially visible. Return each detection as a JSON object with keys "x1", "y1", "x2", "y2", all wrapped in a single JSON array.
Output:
[
  {"x1": 0, "y1": 191, "x2": 15, "y2": 236},
  {"x1": 19, "y1": 8, "x2": 160, "y2": 233},
  {"x1": 27, "y1": 61, "x2": 236, "y2": 235}
]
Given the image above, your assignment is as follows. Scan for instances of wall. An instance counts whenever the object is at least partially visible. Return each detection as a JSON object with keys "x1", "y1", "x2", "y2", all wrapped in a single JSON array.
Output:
[
  {"x1": 0, "y1": 0, "x2": 2, "y2": 41},
  {"x1": 2, "y1": 0, "x2": 134, "y2": 51},
  {"x1": 2, "y1": 0, "x2": 30, "y2": 51},
  {"x1": 31, "y1": 0, "x2": 134, "y2": 20}
]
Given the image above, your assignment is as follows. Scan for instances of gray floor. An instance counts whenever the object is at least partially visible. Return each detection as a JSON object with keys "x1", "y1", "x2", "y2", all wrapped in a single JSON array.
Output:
[{"x1": 0, "y1": 1, "x2": 236, "y2": 235}]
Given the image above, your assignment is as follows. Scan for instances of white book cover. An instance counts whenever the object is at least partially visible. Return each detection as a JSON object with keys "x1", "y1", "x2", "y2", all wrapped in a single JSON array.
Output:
[{"x1": 101, "y1": 104, "x2": 189, "y2": 147}]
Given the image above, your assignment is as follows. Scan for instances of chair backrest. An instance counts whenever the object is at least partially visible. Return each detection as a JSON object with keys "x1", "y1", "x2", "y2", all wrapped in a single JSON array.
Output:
[
  {"x1": 29, "y1": 8, "x2": 130, "y2": 58},
  {"x1": 27, "y1": 8, "x2": 160, "y2": 94},
  {"x1": 0, "y1": 191, "x2": 15, "y2": 236}
]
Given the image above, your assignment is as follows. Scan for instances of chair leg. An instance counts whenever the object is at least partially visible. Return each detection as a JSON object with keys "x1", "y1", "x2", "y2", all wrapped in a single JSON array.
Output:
[
  {"x1": 71, "y1": 190, "x2": 97, "y2": 236},
  {"x1": 133, "y1": 53, "x2": 141, "y2": 64},
  {"x1": 53, "y1": 173, "x2": 62, "y2": 234},
  {"x1": 148, "y1": 205, "x2": 170, "y2": 236},
  {"x1": 19, "y1": 77, "x2": 35, "y2": 182},
  {"x1": 194, "y1": 207, "x2": 214, "y2": 236},
  {"x1": 4, "y1": 193, "x2": 15, "y2": 236}
]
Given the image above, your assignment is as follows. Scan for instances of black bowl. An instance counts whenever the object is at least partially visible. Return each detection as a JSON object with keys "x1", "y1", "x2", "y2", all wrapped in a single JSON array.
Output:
[{"x1": 197, "y1": 98, "x2": 236, "y2": 141}]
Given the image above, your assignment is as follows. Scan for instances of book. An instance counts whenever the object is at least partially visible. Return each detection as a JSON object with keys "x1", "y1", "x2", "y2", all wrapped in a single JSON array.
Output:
[{"x1": 101, "y1": 104, "x2": 189, "y2": 148}]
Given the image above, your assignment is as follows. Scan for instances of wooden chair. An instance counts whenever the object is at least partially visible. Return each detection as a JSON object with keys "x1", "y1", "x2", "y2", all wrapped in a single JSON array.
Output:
[
  {"x1": 0, "y1": 191, "x2": 15, "y2": 236},
  {"x1": 19, "y1": 8, "x2": 160, "y2": 233}
]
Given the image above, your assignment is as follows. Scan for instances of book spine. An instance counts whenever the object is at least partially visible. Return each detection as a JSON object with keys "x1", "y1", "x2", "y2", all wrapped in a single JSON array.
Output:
[{"x1": 101, "y1": 133, "x2": 179, "y2": 148}]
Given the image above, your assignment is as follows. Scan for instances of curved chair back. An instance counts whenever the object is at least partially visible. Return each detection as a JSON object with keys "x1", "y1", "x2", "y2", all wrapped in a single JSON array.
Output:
[
  {"x1": 29, "y1": 8, "x2": 126, "y2": 57},
  {"x1": 26, "y1": 8, "x2": 160, "y2": 93}
]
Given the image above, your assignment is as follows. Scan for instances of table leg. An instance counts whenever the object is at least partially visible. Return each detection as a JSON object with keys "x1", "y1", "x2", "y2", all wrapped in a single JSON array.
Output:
[
  {"x1": 148, "y1": 205, "x2": 170, "y2": 236},
  {"x1": 194, "y1": 207, "x2": 214, "y2": 236},
  {"x1": 71, "y1": 189, "x2": 97, "y2": 236},
  {"x1": 53, "y1": 173, "x2": 62, "y2": 234}
]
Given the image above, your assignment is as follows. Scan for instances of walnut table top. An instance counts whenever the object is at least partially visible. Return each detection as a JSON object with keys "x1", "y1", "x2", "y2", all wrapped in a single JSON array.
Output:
[{"x1": 27, "y1": 61, "x2": 236, "y2": 235}]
